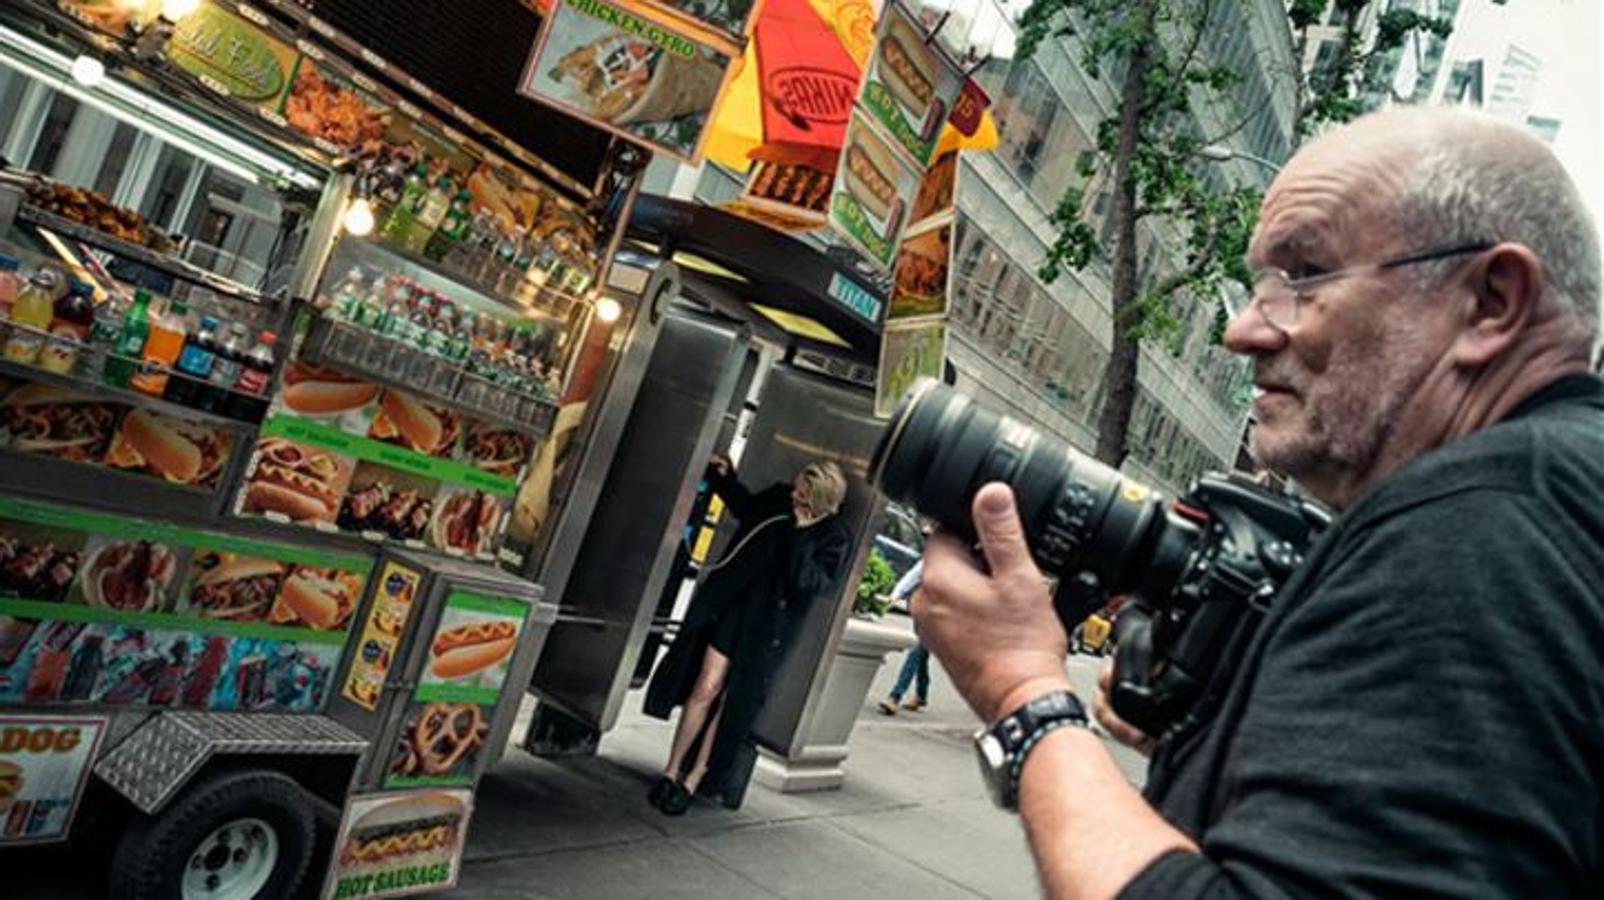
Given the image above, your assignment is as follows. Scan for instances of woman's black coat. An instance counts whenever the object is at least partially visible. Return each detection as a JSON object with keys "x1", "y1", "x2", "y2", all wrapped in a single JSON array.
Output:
[{"x1": 643, "y1": 464, "x2": 852, "y2": 799}]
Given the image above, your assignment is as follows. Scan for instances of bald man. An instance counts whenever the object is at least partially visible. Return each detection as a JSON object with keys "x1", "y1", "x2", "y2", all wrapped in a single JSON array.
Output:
[{"x1": 914, "y1": 108, "x2": 1604, "y2": 898}]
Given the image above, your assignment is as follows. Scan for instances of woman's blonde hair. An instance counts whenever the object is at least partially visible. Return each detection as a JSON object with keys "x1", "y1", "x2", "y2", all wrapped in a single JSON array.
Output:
[{"x1": 799, "y1": 461, "x2": 848, "y2": 516}]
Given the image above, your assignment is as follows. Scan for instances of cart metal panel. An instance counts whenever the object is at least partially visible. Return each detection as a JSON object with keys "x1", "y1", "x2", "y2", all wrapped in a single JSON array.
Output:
[{"x1": 95, "y1": 711, "x2": 366, "y2": 814}]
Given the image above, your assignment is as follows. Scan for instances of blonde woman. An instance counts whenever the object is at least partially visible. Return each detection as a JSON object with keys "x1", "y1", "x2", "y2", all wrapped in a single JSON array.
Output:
[{"x1": 644, "y1": 456, "x2": 852, "y2": 814}]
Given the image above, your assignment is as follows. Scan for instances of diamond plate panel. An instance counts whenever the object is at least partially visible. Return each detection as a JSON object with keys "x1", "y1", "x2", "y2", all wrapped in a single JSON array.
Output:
[{"x1": 94, "y1": 713, "x2": 368, "y2": 815}]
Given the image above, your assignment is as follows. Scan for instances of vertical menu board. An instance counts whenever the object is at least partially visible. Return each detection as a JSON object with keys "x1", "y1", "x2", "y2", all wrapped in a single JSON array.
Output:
[{"x1": 382, "y1": 592, "x2": 527, "y2": 788}]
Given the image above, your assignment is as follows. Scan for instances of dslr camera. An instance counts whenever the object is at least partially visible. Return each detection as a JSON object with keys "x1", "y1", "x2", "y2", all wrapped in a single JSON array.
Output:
[{"x1": 870, "y1": 381, "x2": 1330, "y2": 738}]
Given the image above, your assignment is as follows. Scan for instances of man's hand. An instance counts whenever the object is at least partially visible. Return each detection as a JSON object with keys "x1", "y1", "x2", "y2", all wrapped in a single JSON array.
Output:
[
  {"x1": 709, "y1": 453, "x2": 732, "y2": 476},
  {"x1": 914, "y1": 483, "x2": 1071, "y2": 723},
  {"x1": 1095, "y1": 658, "x2": 1156, "y2": 756}
]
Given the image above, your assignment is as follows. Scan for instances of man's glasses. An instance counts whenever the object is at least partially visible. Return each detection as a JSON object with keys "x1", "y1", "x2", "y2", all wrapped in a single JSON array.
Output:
[{"x1": 1225, "y1": 242, "x2": 1495, "y2": 332}]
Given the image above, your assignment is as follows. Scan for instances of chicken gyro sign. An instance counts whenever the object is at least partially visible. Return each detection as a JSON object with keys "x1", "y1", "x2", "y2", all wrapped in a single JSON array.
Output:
[{"x1": 519, "y1": 0, "x2": 739, "y2": 162}]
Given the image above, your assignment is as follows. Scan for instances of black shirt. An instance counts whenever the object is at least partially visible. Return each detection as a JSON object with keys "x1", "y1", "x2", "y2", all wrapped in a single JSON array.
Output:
[{"x1": 1123, "y1": 374, "x2": 1604, "y2": 899}]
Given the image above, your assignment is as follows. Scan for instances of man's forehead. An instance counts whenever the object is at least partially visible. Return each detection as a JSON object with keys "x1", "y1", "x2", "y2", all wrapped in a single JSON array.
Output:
[{"x1": 1249, "y1": 209, "x2": 1345, "y2": 264}]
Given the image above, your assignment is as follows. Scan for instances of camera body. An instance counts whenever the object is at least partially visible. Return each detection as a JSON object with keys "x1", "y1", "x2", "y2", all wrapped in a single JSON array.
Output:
[
  {"x1": 1107, "y1": 472, "x2": 1329, "y2": 738},
  {"x1": 870, "y1": 380, "x2": 1329, "y2": 738}
]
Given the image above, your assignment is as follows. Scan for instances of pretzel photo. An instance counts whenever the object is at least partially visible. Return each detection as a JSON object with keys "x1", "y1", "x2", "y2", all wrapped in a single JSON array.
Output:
[{"x1": 392, "y1": 702, "x2": 488, "y2": 779}]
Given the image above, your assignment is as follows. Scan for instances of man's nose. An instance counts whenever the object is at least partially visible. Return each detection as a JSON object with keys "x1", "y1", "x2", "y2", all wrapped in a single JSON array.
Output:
[{"x1": 1222, "y1": 301, "x2": 1287, "y2": 355}]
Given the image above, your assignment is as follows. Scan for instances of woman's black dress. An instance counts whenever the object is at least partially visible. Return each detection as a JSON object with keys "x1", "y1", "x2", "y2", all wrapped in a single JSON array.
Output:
[{"x1": 643, "y1": 464, "x2": 852, "y2": 804}]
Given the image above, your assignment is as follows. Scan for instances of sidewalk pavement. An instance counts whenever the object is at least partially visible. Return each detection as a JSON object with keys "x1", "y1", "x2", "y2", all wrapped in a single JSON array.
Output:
[{"x1": 446, "y1": 615, "x2": 1147, "y2": 900}]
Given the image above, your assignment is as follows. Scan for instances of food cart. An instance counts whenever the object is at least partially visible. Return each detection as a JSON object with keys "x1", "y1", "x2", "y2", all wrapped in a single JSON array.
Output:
[{"x1": 0, "y1": 0, "x2": 642, "y2": 896}]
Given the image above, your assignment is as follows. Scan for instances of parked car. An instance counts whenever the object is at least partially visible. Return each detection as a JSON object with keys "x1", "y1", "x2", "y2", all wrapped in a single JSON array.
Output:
[{"x1": 873, "y1": 504, "x2": 924, "y2": 613}]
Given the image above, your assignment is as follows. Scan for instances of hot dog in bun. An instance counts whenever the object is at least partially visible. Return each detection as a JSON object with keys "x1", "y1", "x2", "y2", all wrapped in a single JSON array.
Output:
[
  {"x1": 105, "y1": 409, "x2": 229, "y2": 486},
  {"x1": 370, "y1": 390, "x2": 460, "y2": 456},
  {"x1": 429, "y1": 620, "x2": 517, "y2": 680},
  {"x1": 339, "y1": 792, "x2": 464, "y2": 868},
  {"x1": 276, "y1": 566, "x2": 358, "y2": 630},
  {"x1": 878, "y1": 15, "x2": 936, "y2": 115},
  {"x1": 243, "y1": 438, "x2": 349, "y2": 522},
  {"x1": 282, "y1": 363, "x2": 379, "y2": 416},
  {"x1": 843, "y1": 122, "x2": 907, "y2": 236}
]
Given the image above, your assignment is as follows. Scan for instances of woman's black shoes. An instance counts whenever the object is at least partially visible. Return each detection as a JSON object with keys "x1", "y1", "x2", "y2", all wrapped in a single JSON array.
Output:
[
  {"x1": 657, "y1": 780, "x2": 694, "y2": 816},
  {"x1": 647, "y1": 776, "x2": 676, "y2": 808}
]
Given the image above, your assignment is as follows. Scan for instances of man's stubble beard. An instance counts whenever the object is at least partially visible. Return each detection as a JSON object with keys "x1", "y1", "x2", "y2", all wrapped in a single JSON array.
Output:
[{"x1": 1252, "y1": 326, "x2": 1439, "y2": 489}]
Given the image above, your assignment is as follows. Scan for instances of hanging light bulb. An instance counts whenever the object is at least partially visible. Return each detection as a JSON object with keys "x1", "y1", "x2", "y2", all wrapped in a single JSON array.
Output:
[
  {"x1": 69, "y1": 54, "x2": 106, "y2": 88},
  {"x1": 595, "y1": 297, "x2": 622, "y2": 324},
  {"x1": 342, "y1": 196, "x2": 376, "y2": 237},
  {"x1": 162, "y1": 0, "x2": 201, "y2": 21}
]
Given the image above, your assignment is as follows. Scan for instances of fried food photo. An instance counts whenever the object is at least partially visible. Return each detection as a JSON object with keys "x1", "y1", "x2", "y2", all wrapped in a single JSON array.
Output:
[
  {"x1": 80, "y1": 539, "x2": 177, "y2": 612},
  {"x1": 1, "y1": 383, "x2": 122, "y2": 462},
  {"x1": 461, "y1": 424, "x2": 534, "y2": 477},
  {"x1": 428, "y1": 490, "x2": 502, "y2": 557},
  {"x1": 0, "y1": 532, "x2": 81, "y2": 603},
  {"x1": 187, "y1": 553, "x2": 287, "y2": 622}
]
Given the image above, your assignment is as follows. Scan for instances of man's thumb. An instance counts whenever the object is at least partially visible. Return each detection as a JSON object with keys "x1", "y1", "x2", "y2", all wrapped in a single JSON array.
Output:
[{"x1": 973, "y1": 483, "x2": 1031, "y2": 576}]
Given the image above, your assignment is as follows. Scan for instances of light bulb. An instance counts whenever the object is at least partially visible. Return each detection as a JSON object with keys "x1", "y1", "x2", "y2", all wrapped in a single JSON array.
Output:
[
  {"x1": 70, "y1": 55, "x2": 106, "y2": 88},
  {"x1": 342, "y1": 197, "x2": 375, "y2": 237},
  {"x1": 595, "y1": 297, "x2": 622, "y2": 323},
  {"x1": 162, "y1": 0, "x2": 201, "y2": 21}
]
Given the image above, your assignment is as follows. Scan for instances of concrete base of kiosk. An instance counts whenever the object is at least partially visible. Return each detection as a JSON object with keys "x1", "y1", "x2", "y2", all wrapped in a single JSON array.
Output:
[{"x1": 754, "y1": 617, "x2": 917, "y2": 793}]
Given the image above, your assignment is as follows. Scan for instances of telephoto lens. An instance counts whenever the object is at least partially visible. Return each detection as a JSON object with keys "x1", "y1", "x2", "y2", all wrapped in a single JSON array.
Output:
[{"x1": 869, "y1": 380, "x2": 1202, "y2": 629}]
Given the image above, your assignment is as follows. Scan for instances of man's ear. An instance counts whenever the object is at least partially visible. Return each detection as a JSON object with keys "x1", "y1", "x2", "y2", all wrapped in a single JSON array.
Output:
[{"x1": 1452, "y1": 243, "x2": 1544, "y2": 368}]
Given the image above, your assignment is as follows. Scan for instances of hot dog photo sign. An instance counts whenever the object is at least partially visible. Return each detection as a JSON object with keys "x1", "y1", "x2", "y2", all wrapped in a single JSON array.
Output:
[
  {"x1": 858, "y1": 1, "x2": 965, "y2": 168},
  {"x1": 829, "y1": 109, "x2": 922, "y2": 271}
]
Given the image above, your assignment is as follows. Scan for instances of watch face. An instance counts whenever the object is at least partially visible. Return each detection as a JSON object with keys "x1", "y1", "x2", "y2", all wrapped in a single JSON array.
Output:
[{"x1": 973, "y1": 730, "x2": 1010, "y2": 808}]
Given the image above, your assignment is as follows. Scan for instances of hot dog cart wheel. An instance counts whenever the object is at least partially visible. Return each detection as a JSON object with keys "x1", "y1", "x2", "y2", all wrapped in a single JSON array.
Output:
[
  {"x1": 94, "y1": 712, "x2": 367, "y2": 815},
  {"x1": 109, "y1": 768, "x2": 315, "y2": 900}
]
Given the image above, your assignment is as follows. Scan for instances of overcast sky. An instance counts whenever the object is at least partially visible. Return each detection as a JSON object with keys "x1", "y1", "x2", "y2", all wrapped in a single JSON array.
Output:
[{"x1": 1446, "y1": 0, "x2": 1601, "y2": 219}]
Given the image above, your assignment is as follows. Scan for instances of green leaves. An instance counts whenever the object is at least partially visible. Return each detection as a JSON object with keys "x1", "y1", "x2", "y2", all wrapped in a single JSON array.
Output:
[{"x1": 854, "y1": 549, "x2": 898, "y2": 617}]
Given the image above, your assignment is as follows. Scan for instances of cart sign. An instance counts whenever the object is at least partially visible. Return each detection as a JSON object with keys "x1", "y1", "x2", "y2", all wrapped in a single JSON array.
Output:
[
  {"x1": 342, "y1": 560, "x2": 425, "y2": 712},
  {"x1": 857, "y1": 2, "x2": 965, "y2": 168},
  {"x1": 829, "y1": 110, "x2": 921, "y2": 271},
  {"x1": 875, "y1": 318, "x2": 947, "y2": 418},
  {"x1": 519, "y1": 0, "x2": 738, "y2": 162},
  {"x1": 0, "y1": 714, "x2": 106, "y2": 845},
  {"x1": 384, "y1": 592, "x2": 527, "y2": 788},
  {"x1": 323, "y1": 789, "x2": 472, "y2": 899}
]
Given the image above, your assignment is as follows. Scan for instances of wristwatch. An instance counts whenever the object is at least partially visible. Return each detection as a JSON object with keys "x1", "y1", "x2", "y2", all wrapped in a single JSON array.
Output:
[{"x1": 974, "y1": 690, "x2": 1088, "y2": 811}]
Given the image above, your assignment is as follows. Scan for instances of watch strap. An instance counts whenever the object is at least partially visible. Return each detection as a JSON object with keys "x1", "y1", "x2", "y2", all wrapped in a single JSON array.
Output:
[{"x1": 991, "y1": 690, "x2": 1088, "y2": 810}]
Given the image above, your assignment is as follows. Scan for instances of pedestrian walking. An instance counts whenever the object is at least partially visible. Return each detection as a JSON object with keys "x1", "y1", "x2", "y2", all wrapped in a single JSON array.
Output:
[
  {"x1": 878, "y1": 559, "x2": 929, "y2": 715},
  {"x1": 644, "y1": 454, "x2": 852, "y2": 815}
]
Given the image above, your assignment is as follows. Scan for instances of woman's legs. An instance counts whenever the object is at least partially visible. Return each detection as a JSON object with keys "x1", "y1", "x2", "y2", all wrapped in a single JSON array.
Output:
[
  {"x1": 683, "y1": 701, "x2": 724, "y2": 794},
  {"x1": 664, "y1": 646, "x2": 731, "y2": 781}
]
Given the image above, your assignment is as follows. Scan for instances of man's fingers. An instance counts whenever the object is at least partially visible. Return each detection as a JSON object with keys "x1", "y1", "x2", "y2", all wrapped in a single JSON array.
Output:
[{"x1": 972, "y1": 483, "x2": 1034, "y2": 579}]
